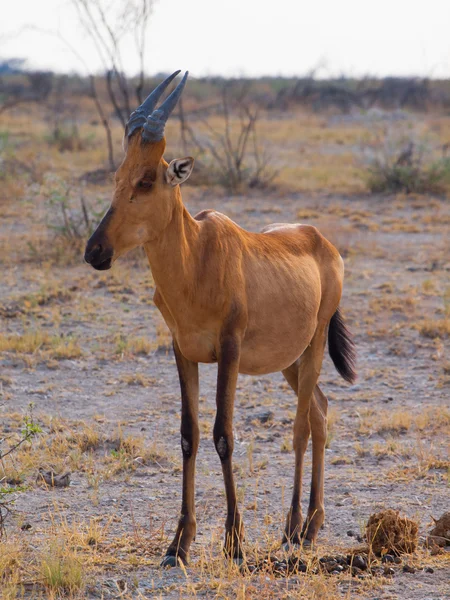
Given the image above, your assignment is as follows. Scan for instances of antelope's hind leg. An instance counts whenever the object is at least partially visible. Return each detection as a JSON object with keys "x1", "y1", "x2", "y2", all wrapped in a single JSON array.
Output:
[
  {"x1": 161, "y1": 340, "x2": 199, "y2": 567},
  {"x1": 281, "y1": 322, "x2": 328, "y2": 548},
  {"x1": 302, "y1": 384, "x2": 327, "y2": 542}
]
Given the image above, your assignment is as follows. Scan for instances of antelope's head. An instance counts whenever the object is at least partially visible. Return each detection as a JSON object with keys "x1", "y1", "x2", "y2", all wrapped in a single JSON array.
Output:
[{"x1": 84, "y1": 71, "x2": 194, "y2": 270}]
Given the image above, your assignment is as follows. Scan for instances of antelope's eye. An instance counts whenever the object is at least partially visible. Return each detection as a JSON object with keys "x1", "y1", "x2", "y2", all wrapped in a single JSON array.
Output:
[{"x1": 137, "y1": 179, "x2": 153, "y2": 190}]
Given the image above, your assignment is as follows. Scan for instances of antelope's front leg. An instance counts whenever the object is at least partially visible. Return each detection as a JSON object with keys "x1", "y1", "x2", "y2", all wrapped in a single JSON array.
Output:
[
  {"x1": 161, "y1": 340, "x2": 199, "y2": 567},
  {"x1": 214, "y1": 333, "x2": 245, "y2": 563}
]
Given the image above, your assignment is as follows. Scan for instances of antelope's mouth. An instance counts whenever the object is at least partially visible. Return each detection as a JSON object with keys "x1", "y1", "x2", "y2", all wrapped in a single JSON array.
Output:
[
  {"x1": 91, "y1": 256, "x2": 113, "y2": 271},
  {"x1": 84, "y1": 245, "x2": 114, "y2": 271}
]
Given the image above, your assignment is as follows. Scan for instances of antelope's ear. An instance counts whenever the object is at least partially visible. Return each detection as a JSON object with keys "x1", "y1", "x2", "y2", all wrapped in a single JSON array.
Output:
[{"x1": 166, "y1": 157, "x2": 194, "y2": 186}]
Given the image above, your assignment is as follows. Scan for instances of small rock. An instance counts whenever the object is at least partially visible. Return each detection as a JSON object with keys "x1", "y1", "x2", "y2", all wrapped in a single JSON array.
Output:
[
  {"x1": 351, "y1": 566, "x2": 362, "y2": 576},
  {"x1": 273, "y1": 561, "x2": 287, "y2": 574},
  {"x1": 382, "y1": 554, "x2": 395, "y2": 564},
  {"x1": 287, "y1": 556, "x2": 306, "y2": 572},
  {"x1": 352, "y1": 554, "x2": 368, "y2": 570},
  {"x1": 6, "y1": 476, "x2": 23, "y2": 485},
  {"x1": 319, "y1": 555, "x2": 336, "y2": 564},
  {"x1": 394, "y1": 556, "x2": 402, "y2": 564},
  {"x1": 251, "y1": 411, "x2": 274, "y2": 424},
  {"x1": 402, "y1": 564, "x2": 416, "y2": 574},
  {"x1": 20, "y1": 522, "x2": 32, "y2": 531},
  {"x1": 334, "y1": 555, "x2": 348, "y2": 567},
  {"x1": 424, "y1": 567, "x2": 434, "y2": 573},
  {"x1": 324, "y1": 561, "x2": 338, "y2": 573},
  {"x1": 347, "y1": 530, "x2": 357, "y2": 537},
  {"x1": 383, "y1": 566, "x2": 395, "y2": 576}
]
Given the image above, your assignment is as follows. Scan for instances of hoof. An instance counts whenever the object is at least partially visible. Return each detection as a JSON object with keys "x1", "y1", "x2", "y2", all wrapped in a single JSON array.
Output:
[
  {"x1": 282, "y1": 541, "x2": 301, "y2": 552},
  {"x1": 282, "y1": 538, "x2": 312, "y2": 552},
  {"x1": 160, "y1": 554, "x2": 185, "y2": 568}
]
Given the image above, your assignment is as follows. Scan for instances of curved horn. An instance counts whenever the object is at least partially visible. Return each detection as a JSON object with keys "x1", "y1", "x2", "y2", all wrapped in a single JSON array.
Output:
[
  {"x1": 126, "y1": 70, "x2": 181, "y2": 138},
  {"x1": 142, "y1": 71, "x2": 189, "y2": 143}
]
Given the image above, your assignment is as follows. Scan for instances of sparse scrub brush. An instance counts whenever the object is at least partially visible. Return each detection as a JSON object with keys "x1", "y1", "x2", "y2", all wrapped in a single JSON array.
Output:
[{"x1": 364, "y1": 129, "x2": 450, "y2": 194}]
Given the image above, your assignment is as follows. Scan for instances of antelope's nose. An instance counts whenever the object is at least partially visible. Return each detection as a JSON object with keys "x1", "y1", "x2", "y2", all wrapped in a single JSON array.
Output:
[
  {"x1": 84, "y1": 238, "x2": 113, "y2": 270},
  {"x1": 84, "y1": 242, "x2": 102, "y2": 264}
]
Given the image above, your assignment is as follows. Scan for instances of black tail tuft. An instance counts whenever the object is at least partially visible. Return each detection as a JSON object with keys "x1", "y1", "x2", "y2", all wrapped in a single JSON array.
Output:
[{"x1": 328, "y1": 307, "x2": 356, "y2": 384}]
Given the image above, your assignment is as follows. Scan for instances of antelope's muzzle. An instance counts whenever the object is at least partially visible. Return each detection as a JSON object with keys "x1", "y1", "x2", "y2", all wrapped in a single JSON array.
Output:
[
  {"x1": 84, "y1": 235, "x2": 113, "y2": 270},
  {"x1": 84, "y1": 207, "x2": 115, "y2": 270}
]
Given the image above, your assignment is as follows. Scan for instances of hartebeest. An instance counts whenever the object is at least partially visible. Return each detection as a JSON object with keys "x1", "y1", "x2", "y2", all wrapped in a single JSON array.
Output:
[{"x1": 84, "y1": 71, "x2": 356, "y2": 567}]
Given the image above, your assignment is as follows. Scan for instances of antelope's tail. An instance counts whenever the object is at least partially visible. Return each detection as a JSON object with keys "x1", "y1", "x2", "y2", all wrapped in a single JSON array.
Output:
[{"x1": 328, "y1": 307, "x2": 356, "y2": 384}]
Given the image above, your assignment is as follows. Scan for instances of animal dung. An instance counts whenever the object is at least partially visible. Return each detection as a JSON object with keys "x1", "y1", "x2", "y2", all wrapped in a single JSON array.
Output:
[
  {"x1": 36, "y1": 468, "x2": 71, "y2": 488},
  {"x1": 366, "y1": 509, "x2": 419, "y2": 556},
  {"x1": 427, "y1": 511, "x2": 450, "y2": 547}
]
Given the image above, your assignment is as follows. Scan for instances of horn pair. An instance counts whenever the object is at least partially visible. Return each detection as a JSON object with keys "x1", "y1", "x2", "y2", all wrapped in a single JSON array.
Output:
[{"x1": 126, "y1": 70, "x2": 188, "y2": 142}]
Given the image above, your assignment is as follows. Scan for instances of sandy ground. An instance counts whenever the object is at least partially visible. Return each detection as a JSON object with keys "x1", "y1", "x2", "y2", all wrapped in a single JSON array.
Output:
[{"x1": 1, "y1": 188, "x2": 449, "y2": 599}]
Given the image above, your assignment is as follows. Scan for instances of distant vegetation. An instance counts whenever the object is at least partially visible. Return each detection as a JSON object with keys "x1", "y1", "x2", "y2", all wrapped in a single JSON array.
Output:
[
  {"x1": 3, "y1": 60, "x2": 450, "y2": 115},
  {"x1": 2, "y1": 60, "x2": 450, "y2": 195}
]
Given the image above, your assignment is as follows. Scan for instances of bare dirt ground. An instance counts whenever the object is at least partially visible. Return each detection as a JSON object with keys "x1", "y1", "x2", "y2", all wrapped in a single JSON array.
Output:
[
  {"x1": 1, "y1": 185, "x2": 449, "y2": 598},
  {"x1": 1, "y1": 99, "x2": 450, "y2": 598}
]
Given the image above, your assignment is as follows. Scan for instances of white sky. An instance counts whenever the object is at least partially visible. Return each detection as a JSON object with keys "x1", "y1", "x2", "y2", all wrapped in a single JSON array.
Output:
[{"x1": 2, "y1": 0, "x2": 450, "y2": 78}]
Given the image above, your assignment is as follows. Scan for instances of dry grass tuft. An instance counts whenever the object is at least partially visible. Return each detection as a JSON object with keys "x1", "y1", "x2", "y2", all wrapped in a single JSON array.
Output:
[
  {"x1": 40, "y1": 543, "x2": 84, "y2": 596},
  {"x1": 115, "y1": 334, "x2": 153, "y2": 356},
  {"x1": 377, "y1": 411, "x2": 412, "y2": 434},
  {"x1": 69, "y1": 424, "x2": 102, "y2": 453},
  {"x1": 0, "y1": 330, "x2": 50, "y2": 354},
  {"x1": 366, "y1": 509, "x2": 419, "y2": 556},
  {"x1": 0, "y1": 330, "x2": 82, "y2": 360},
  {"x1": 419, "y1": 319, "x2": 450, "y2": 339}
]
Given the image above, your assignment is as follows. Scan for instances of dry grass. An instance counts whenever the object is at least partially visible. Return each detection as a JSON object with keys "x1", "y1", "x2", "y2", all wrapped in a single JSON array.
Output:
[
  {"x1": 0, "y1": 330, "x2": 83, "y2": 360},
  {"x1": 356, "y1": 407, "x2": 449, "y2": 438},
  {"x1": 419, "y1": 318, "x2": 450, "y2": 339},
  {"x1": 115, "y1": 334, "x2": 153, "y2": 356},
  {"x1": 377, "y1": 411, "x2": 412, "y2": 434},
  {"x1": 40, "y1": 543, "x2": 84, "y2": 596}
]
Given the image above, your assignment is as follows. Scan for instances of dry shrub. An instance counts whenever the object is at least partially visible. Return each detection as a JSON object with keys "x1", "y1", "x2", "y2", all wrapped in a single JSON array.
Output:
[
  {"x1": 366, "y1": 509, "x2": 418, "y2": 555},
  {"x1": 365, "y1": 129, "x2": 450, "y2": 194},
  {"x1": 419, "y1": 318, "x2": 450, "y2": 339}
]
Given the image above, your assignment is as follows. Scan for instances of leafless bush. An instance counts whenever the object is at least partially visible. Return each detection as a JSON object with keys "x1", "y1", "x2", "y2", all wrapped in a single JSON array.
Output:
[
  {"x1": 180, "y1": 83, "x2": 278, "y2": 193},
  {"x1": 42, "y1": 76, "x2": 95, "y2": 153},
  {"x1": 41, "y1": 176, "x2": 105, "y2": 246},
  {"x1": 72, "y1": 0, "x2": 154, "y2": 169}
]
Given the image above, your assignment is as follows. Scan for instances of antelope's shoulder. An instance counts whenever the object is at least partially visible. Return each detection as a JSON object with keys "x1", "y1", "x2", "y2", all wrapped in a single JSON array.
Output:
[
  {"x1": 194, "y1": 209, "x2": 240, "y2": 227},
  {"x1": 195, "y1": 210, "x2": 247, "y2": 242}
]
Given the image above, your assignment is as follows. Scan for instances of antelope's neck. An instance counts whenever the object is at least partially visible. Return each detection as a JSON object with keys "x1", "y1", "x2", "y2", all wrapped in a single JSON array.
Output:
[{"x1": 143, "y1": 194, "x2": 200, "y2": 305}]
